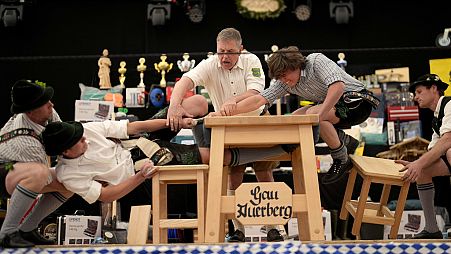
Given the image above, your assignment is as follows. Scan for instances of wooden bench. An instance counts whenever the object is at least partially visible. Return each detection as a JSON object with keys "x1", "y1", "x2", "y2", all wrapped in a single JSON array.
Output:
[
  {"x1": 152, "y1": 164, "x2": 208, "y2": 243},
  {"x1": 339, "y1": 155, "x2": 409, "y2": 239}
]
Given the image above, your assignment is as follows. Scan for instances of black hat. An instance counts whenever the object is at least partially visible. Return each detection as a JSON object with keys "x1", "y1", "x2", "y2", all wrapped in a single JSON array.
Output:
[
  {"x1": 42, "y1": 121, "x2": 84, "y2": 156},
  {"x1": 409, "y1": 74, "x2": 449, "y2": 93},
  {"x1": 10, "y1": 80, "x2": 54, "y2": 114}
]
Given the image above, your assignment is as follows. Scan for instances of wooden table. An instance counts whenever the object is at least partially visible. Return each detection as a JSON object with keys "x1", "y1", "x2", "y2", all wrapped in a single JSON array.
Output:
[{"x1": 204, "y1": 115, "x2": 324, "y2": 242}]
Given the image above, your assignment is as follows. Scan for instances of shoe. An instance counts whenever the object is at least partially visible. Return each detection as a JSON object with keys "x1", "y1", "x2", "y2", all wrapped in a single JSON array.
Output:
[
  {"x1": 266, "y1": 229, "x2": 284, "y2": 242},
  {"x1": 344, "y1": 135, "x2": 359, "y2": 155},
  {"x1": 0, "y1": 231, "x2": 34, "y2": 248},
  {"x1": 226, "y1": 230, "x2": 245, "y2": 242},
  {"x1": 412, "y1": 230, "x2": 443, "y2": 239},
  {"x1": 321, "y1": 159, "x2": 353, "y2": 185},
  {"x1": 20, "y1": 228, "x2": 55, "y2": 245},
  {"x1": 281, "y1": 144, "x2": 299, "y2": 153}
]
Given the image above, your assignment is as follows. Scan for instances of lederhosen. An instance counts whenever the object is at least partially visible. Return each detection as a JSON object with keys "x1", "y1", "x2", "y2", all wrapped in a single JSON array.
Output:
[
  {"x1": 334, "y1": 89, "x2": 381, "y2": 129},
  {"x1": 432, "y1": 96, "x2": 451, "y2": 172},
  {"x1": 0, "y1": 128, "x2": 43, "y2": 207}
]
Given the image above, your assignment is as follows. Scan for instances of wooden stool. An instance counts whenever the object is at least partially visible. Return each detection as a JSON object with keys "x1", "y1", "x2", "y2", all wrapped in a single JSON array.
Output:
[
  {"x1": 339, "y1": 155, "x2": 410, "y2": 239},
  {"x1": 152, "y1": 164, "x2": 208, "y2": 244}
]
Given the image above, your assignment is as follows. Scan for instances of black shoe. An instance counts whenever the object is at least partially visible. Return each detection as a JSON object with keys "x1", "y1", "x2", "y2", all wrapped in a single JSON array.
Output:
[
  {"x1": 412, "y1": 230, "x2": 443, "y2": 239},
  {"x1": 20, "y1": 228, "x2": 55, "y2": 245},
  {"x1": 321, "y1": 159, "x2": 353, "y2": 185},
  {"x1": 266, "y1": 229, "x2": 284, "y2": 242},
  {"x1": 344, "y1": 135, "x2": 359, "y2": 155},
  {"x1": 226, "y1": 230, "x2": 245, "y2": 242},
  {"x1": 0, "y1": 231, "x2": 34, "y2": 248}
]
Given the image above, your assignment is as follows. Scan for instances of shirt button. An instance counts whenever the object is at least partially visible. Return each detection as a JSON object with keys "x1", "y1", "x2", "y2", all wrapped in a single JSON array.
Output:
[{"x1": 231, "y1": 82, "x2": 234, "y2": 84}]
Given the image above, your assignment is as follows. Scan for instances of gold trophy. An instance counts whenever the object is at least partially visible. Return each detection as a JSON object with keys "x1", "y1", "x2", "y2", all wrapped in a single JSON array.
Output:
[
  {"x1": 137, "y1": 58, "x2": 147, "y2": 88},
  {"x1": 154, "y1": 54, "x2": 173, "y2": 87},
  {"x1": 177, "y1": 53, "x2": 196, "y2": 73},
  {"x1": 118, "y1": 61, "x2": 127, "y2": 88}
]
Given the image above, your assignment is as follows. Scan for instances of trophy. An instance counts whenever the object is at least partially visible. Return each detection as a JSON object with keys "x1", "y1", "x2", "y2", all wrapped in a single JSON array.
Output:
[
  {"x1": 154, "y1": 54, "x2": 173, "y2": 87},
  {"x1": 337, "y1": 52, "x2": 347, "y2": 71},
  {"x1": 137, "y1": 58, "x2": 147, "y2": 88},
  {"x1": 177, "y1": 53, "x2": 196, "y2": 73},
  {"x1": 206, "y1": 52, "x2": 214, "y2": 58},
  {"x1": 118, "y1": 61, "x2": 127, "y2": 88},
  {"x1": 264, "y1": 45, "x2": 279, "y2": 62}
]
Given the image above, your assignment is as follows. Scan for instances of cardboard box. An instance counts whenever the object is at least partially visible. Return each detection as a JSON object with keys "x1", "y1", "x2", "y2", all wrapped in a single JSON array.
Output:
[
  {"x1": 383, "y1": 210, "x2": 445, "y2": 239},
  {"x1": 57, "y1": 215, "x2": 102, "y2": 245},
  {"x1": 287, "y1": 210, "x2": 332, "y2": 241},
  {"x1": 74, "y1": 100, "x2": 114, "y2": 122}
]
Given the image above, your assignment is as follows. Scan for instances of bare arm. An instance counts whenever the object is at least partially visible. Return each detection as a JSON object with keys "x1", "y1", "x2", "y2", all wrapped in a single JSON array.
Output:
[
  {"x1": 318, "y1": 81, "x2": 345, "y2": 120},
  {"x1": 167, "y1": 77, "x2": 195, "y2": 130},
  {"x1": 126, "y1": 118, "x2": 194, "y2": 136},
  {"x1": 98, "y1": 162, "x2": 157, "y2": 203},
  {"x1": 220, "y1": 89, "x2": 260, "y2": 116},
  {"x1": 220, "y1": 94, "x2": 268, "y2": 116}
]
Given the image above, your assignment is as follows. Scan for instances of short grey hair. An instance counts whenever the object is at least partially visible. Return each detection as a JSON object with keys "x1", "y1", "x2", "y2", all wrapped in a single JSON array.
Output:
[{"x1": 217, "y1": 28, "x2": 242, "y2": 46}]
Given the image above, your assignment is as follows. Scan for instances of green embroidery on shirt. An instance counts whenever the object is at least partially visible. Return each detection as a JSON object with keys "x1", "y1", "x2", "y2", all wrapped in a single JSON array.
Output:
[
  {"x1": 4, "y1": 162, "x2": 14, "y2": 171},
  {"x1": 251, "y1": 68, "x2": 261, "y2": 77}
]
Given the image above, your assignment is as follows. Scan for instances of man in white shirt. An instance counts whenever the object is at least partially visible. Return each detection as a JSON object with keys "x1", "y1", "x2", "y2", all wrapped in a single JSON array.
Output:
[
  {"x1": 166, "y1": 27, "x2": 283, "y2": 242},
  {"x1": 396, "y1": 74, "x2": 451, "y2": 239}
]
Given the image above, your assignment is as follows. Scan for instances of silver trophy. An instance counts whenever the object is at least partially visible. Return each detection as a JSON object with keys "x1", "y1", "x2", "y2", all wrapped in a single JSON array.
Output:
[{"x1": 177, "y1": 53, "x2": 196, "y2": 73}]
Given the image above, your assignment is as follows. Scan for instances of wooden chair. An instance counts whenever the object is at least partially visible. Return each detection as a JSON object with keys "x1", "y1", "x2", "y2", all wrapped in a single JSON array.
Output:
[
  {"x1": 339, "y1": 155, "x2": 410, "y2": 239},
  {"x1": 152, "y1": 164, "x2": 208, "y2": 243}
]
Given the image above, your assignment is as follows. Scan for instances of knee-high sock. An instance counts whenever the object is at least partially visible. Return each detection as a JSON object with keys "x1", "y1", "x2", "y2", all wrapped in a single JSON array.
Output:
[
  {"x1": 0, "y1": 185, "x2": 38, "y2": 238},
  {"x1": 229, "y1": 146, "x2": 286, "y2": 167},
  {"x1": 417, "y1": 183, "x2": 439, "y2": 233},
  {"x1": 227, "y1": 189, "x2": 245, "y2": 233},
  {"x1": 330, "y1": 141, "x2": 348, "y2": 163},
  {"x1": 19, "y1": 192, "x2": 68, "y2": 232}
]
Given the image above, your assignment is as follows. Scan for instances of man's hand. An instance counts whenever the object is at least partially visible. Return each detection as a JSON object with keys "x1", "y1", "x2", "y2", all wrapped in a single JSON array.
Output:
[
  {"x1": 220, "y1": 98, "x2": 237, "y2": 116},
  {"x1": 167, "y1": 104, "x2": 193, "y2": 132},
  {"x1": 139, "y1": 160, "x2": 159, "y2": 179},
  {"x1": 181, "y1": 118, "x2": 196, "y2": 128},
  {"x1": 395, "y1": 159, "x2": 422, "y2": 183},
  {"x1": 207, "y1": 112, "x2": 222, "y2": 117}
]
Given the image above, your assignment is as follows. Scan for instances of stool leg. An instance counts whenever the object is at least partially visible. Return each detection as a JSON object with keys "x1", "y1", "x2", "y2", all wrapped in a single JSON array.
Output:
[
  {"x1": 196, "y1": 169, "x2": 205, "y2": 243},
  {"x1": 378, "y1": 184, "x2": 391, "y2": 217},
  {"x1": 160, "y1": 182, "x2": 168, "y2": 243},
  {"x1": 340, "y1": 168, "x2": 357, "y2": 220},
  {"x1": 389, "y1": 182, "x2": 410, "y2": 239},
  {"x1": 152, "y1": 176, "x2": 161, "y2": 244},
  {"x1": 352, "y1": 176, "x2": 371, "y2": 237}
]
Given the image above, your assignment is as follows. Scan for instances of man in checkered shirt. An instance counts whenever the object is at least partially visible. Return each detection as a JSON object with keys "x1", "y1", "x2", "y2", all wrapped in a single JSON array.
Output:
[
  {"x1": 214, "y1": 46, "x2": 378, "y2": 185},
  {"x1": 0, "y1": 80, "x2": 71, "y2": 248}
]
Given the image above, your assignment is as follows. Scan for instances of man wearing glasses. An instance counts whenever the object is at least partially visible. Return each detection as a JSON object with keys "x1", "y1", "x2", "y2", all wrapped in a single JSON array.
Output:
[{"x1": 166, "y1": 27, "x2": 284, "y2": 242}]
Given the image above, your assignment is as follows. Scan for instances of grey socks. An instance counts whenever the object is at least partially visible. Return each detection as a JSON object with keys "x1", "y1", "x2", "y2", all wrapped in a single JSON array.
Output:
[
  {"x1": 330, "y1": 141, "x2": 348, "y2": 163},
  {"x1": 417, "y1": 183, "x2": 440, "y2": 233},
  {"x1": 0, "y1": 185, "x2": 38, "y2": 237}
]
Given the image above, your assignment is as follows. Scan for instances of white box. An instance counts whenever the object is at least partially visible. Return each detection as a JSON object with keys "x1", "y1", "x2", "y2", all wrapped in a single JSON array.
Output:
[
  {"x1": 74, "y1": 100, "x2": 114, "y2": 122},
  {"x1": 383, "y1": 210, "x2": 445, "y2": 239},
  {"x1": 287, "y1": 210, "x2": 332, "y2": 240},
  {"x1": 57, "y1": 215, "x2": 102, "y2": 245}
]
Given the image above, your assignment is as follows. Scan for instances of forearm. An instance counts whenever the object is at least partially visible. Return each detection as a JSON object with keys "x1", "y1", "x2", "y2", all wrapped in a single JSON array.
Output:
[
  {"x1": 234, "y1": 94, "x2": 267, "y2": 115},
  {"x1": 127, "y1": 119, "x2": 167, "y2": 135},
  {"x1": 170, "y1": 77, "x2": 194, "y2": 106},
  {"x1": 320, "y1": 82, "x2": 344, "y2": 117},
  {"x1": 98, "y1": 174, "x2": 145, "y2": 203},
  {"x1": 233, "y1": 90, "x2": 260, "y2": 103}
]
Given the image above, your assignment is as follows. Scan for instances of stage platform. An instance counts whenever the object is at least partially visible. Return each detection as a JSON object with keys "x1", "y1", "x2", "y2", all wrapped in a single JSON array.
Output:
[{"x1": 3, "y1": 240, "x2": 451, "y2": 254}]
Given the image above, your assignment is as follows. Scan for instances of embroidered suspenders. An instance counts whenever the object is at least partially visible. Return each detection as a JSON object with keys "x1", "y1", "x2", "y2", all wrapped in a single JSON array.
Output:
[{"x1": 0, "y1": 128, "x2": 43, "y2": 144}]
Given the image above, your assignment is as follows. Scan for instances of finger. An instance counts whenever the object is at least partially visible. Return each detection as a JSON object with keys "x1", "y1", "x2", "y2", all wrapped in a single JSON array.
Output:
[{"x1": 399, "y1": 166, "x2": 407, "y2": 172}]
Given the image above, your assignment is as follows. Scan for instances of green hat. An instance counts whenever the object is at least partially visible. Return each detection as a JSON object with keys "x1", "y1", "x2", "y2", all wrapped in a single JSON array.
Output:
[
  {"x1": 42, "y1": 121, "x2": 84, "y2": 156},
  {"x1": 10, "y1": 80, "x2": 54, "y2": 114},
  {"x1": 409, "y1": 74, "x2": 449, "y2": 93}
]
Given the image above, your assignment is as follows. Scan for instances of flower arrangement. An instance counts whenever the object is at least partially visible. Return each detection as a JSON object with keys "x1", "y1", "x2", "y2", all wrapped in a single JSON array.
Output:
[{"x1": 236, "y1": 0, "x2": 286, "y2": 20}]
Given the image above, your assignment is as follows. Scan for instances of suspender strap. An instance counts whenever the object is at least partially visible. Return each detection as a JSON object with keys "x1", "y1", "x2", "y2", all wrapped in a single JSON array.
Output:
[
  {"x1": 0, "y1": 128, "x2": 43, "y2": 145},
  {"x1": 432, "y1": 96, "x2": 451, "y2": 136}
]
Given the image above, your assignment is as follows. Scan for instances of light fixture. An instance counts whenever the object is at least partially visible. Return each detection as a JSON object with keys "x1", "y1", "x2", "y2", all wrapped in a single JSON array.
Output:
[
  {"x1": 0, "y1": 0, "x2": 24, "y2": 27},
  {"x1": 293, "y1": 0, "x2": 312, "y2": 21},
  {"x1": 329, "y1": 0, "x2": 353, "y2": 24},
  {"x1": 436, "y1": 28, "x2": 451, "y2": 48},
  {"x1": 185, "y1": 0, "x2": 205, "y2": 23},
  {"x1": 147, "y1": 0, "x2": 171, "y2": 26}
]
